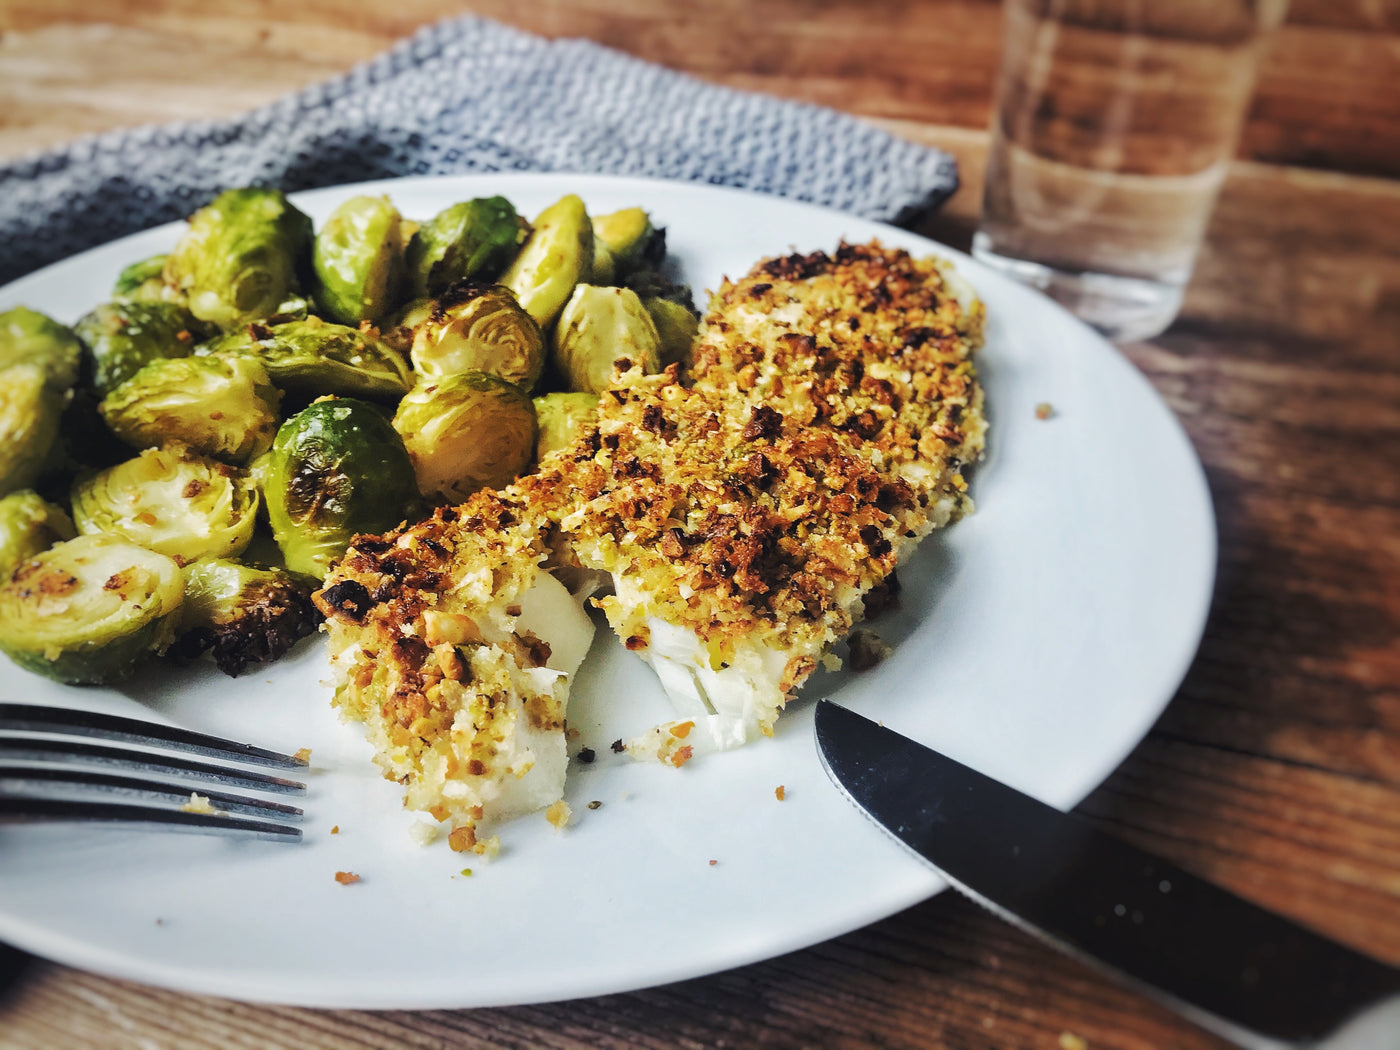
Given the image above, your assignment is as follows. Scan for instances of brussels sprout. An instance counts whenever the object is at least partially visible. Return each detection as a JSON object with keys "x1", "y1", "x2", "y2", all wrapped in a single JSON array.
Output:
[
  {"x1": 0, "y1": 489, "x2": 76, "y2": 579},
  {"x1": 312, "y1": 194, "x2": 407, "y2": 326},
  {"x1": 642, "y1": 296, "x2": 701, "y2": 367},
  {"x1": 199, "y1": 316, "x2": 412, "y2": 401},
  {"x1": 99, "y1": 355, "x2": 281, "y2": 463},
  {"x1": 622, "y1": 267, "x2": 697, "y2": 311},
  {"x1": 404, "y1": 196, "x2": 527, "y2": 301},
  {"x1": 0, "y1": 534, "x2": 184, "y2": 684},
  {"x1": 113, "y1": 254, "x2": 171, "y2": 301},
  {"x1": 532, "y1": 391, "x2": 600, "y2": 462},
  {"x1": 393, "y1": 373, "x2": 536, "y2": 502},
  {"x1": 591, "y1": 240, "x2": 616, "y2": 286},
  {"x1": 0, "y1": 306, "x2": 82, "y2": 391},
  {"x1": 409, "y1": 283, "x2": 545, "y2": 391},
  {"x1": 379, "y1": 296, "x2": 434, "y2": 354},
  {"x1": 172, "y1": 558, "x2": 321, "y2": 677},
  {"x1": 74, "y1": 300, "x2": 206, "y2": 397},
  {"x1": 265, "y1": 399, "x2": 417, "y2": 578},
  {"x1": 552, "y1": 285, "x2": 662, "y2": 394},
  {"x1": 71, "y1": 446, "x2": 260, "y2": 564},
  {"x1": 592, "y1": 207, "x2": 663, "y2": 276},
  {"x1": 163, "y1": 187, "x2": 314, "y2": 328},
  {"x1": 501, "y1": 195, "x2": 594, "y2": 328},
  {"x1": 0, "y1": 364, "x2": 63, "y2": 498}
]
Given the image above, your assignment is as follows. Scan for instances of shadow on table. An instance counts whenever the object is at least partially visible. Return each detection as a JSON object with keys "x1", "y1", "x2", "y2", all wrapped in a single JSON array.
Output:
[{"x1": 0, "y1": 942, "x2": 35, "y2": 1005}]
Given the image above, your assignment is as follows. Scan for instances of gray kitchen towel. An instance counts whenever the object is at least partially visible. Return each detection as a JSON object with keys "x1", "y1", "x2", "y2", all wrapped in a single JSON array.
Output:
[{"x1": 0, "y1": 15, "x2": 957, "y2": 286}]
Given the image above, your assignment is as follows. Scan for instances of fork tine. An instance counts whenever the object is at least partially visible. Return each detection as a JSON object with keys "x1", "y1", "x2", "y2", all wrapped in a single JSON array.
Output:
[
  {"x1": 0, "y1": 798, "x2": 303, "y2": 841},
  {"x1": 0, "y1": 766, "x2": 305, "y2": 820},
  {"x1": 0, "y1": 705, "x2": 308, "y2": 770},
  {"x1": 0, "y1": 739, "x2": 306, "y2": 794}
]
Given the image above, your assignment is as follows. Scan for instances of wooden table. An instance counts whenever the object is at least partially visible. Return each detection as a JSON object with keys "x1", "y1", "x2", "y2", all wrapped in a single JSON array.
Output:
[{"x1": 2, "y1": 3, "x2": 1398, "y2": 1047}]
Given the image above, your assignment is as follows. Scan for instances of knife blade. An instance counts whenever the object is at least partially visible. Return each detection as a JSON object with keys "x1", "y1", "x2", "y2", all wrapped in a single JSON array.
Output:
[{"x1": 814, "y1": 700, "x2": 1400, "y2": 1050}]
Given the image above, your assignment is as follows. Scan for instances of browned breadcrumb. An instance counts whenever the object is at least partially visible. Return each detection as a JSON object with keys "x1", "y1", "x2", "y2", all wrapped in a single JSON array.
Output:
[
  {"x1": 330, "y1": 825, "x2": 339, "y2": 834},
  {"x1": 546, "y1": 800, "x2": 571, "y2": 829},
  {"x1": 1035, "y1": 401, "x2": 1055, "y2": 420},
  {"x1": 587, "y1": 800, "x2": 602, "y2": 810},
  {"x1": 708, "y1": 859, "x2": 718, "y2": 866},
  {"x1": 294, "y1": 747, "x2": 312, "y2": 763},
  {"x1": 334, "y1": 871, "x2": 360, "y2": 885},
  {"x1": 775, "y1": 785, "x2": 786, "y2": 801}
]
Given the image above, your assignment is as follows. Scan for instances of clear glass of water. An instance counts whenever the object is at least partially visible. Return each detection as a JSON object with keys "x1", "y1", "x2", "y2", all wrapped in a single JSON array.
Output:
[{"x1": 972, "y1": 0, "x2": 1288, "y2": 342}]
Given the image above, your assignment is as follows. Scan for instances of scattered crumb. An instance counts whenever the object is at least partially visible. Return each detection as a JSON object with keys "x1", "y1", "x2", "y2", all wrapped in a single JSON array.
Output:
[
  {"x1": 819, "y1": 652, "x2": 842, "y2": 672},
  {"x1": 546, "y1": 800, "x2": 572, "y2": 829},
  {"x1": 409, "y1": 821, "x2": 440, "y2": 846},
  {"x1": 610, "y1": 738, "x2": 626, "y2": 754},
  {"x1": 775, "y1": 785, "x2": 786, "y2": 801},
  {"x1": 1035, "y1": 401, "x2": 1055, "y2": 420},
  {"x1": 181, "y1": 793, "x2": 217, "y2": 815},
  {"x1": 334, "y1": 871, "x2": 360, "y2": 885},
  {"x1": 848, "y1": 629, "x2": 893, "y2": 671},
  {"x1": 293, "y1": 747, "x2": 312, "y2": 763},
  {"x1": 708, "y1": 859, "x2": 718, "y2": 867},
  {"x1": 1059, "y1": 1033, "x2": 1088, "y2": 1050},
  {"x1": 155, "y1": 918, "x2": 164, "y2": 926},
  {"x1": 577, "y1": 746, "x2": 596, "y2": 764},
  {"x1": 587, "y1": 800, "x2": 602, "y2": 810},
  {"x1": 565, "y1": 726, "x2": 580, "y2": 741},
  {"x1": 459, "y1": 868, "x2": 473, "y2": 878},
  {"x1": 331, "y1": 825, "x2": 340, "y2": 835}
]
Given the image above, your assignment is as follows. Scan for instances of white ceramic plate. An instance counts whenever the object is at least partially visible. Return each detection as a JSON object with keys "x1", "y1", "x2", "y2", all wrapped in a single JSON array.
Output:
[{"x1": 0, "y1": 173, "x2": 1214, "y2": 1008}]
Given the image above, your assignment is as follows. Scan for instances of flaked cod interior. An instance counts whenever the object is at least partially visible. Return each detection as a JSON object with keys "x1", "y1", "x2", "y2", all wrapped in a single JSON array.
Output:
[{"x1": 315, "y1": 241, "x2": 987, "y2": 854}]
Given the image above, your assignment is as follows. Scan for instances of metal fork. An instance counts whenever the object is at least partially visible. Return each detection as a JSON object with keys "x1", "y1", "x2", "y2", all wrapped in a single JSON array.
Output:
[{"x1": 0, "y1": 704, "x2": 308, "y2": 842}]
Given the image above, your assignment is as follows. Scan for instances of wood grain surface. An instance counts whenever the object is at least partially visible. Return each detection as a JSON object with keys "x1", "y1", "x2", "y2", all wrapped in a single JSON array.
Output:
[{"x1": 1, "y1": 2, "x2": 1398, "y2": 1049}]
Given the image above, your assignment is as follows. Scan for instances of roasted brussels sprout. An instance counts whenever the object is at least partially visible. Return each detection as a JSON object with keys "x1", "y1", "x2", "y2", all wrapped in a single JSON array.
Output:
[
  {"x1": 409, "y1": 283, "x2": 545, "y2": 391},
  {"x1": 163, "y1": 187, "x2": 314, "y2": 328},
  {"x1": 532, "y1": 391, "x2": 600, "y2": 462},
  {"x1": 199, "y1": 316, "x2": 412, "y2": 401},
  {"x1": 71, "y1": 446, "x2": 260, "y2": 563},
  {"x1": 393, "y1": 373, "x2": 536, "y2": 502},
  {"x1": 99, "y1": 355, "x2": 281, "y2": 463},
  {"x1": 404, "y1": 196, "x2": 527, "y2": 301},
  {"x1": 0, "y1": 364, "x2": 63, "y2": 498},
  {"x1": 265, "y1": 398, "x2": 418, "y2": 578},
  {"x1": 113, "y1": 254, "x2": 171, "y2": 301},
  {"x1": 312, "y1": 194, "x2": 407, "y2": 325},
  {"x1": 552, "y1": 284, "x2": 662, "y2": 394},
  {"x1": 379, "y1": 296, "x2": 434, "y2": 354},
  {"x1": 74, "y1": 300, "x2": 205, "y2": 397},
  {"x1": 0, "y1": 306, "x2": 82, "y2": 391},
  {"x1": 501, "y1": 194, "x2": 594, "y2": 328},
  {"x1": 0, "y1": 489, "x2": 76, "y2": 579},
  {"x1": 592, "y1": 207, "x2": 663, "y2": 276},
  {"x1": 0, "y1": 534, "x2": 184, "y2": 684},
  {"x1": 642, "y1": 296, "x2": 701, "y2": 367},
  {"x1": 172, "y1": 558, "x2": 322, "y2": 677},
  {"x1": 591, "y1": 240, "x2": 616, "y2": 286}
]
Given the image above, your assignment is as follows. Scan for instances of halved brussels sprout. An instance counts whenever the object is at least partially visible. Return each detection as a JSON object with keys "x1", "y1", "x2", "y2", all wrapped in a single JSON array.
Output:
[
  {"x1": 409, "y1": 283, "x2": 545, "y2": 391},
  {"x1": 404, "y1": 196, "x2": 527, "y2": 301},
  {"x1": 0, "y1": 534, "x2": 184, "y2": 684},
  {"x1": 642, "y1": 296, "x2": 701, "y2": 367},
  {"x1": 163, "y1": 187, "x2": 314, "y2": 328},
  {"x1": 0, "y1": 489, "x2": 76, "y2": 579},
  {"x1": 379, "y1": 296, "x2": 434, "y2": 354},
  {"x1": 500, "y1": 194, "x2": 594, "y2": 328},
  {"x1": 552, "y1": 285, "x2": 662, "y2": 394},
  {"x1": 99, "y1": 355, "x2": 282, "y2": 463},
  {"x1": 312, "y1": 194, "x2": 407, "y2": 326},
  {"x1": 0, "y1": 363, "x2": 63, "y2": 498},
  {"x1": 113, "y1": 255, "x2": 171, "y2": 301},
  {"x1": 198, "y1": 316, "x2": 412, "y2": 401},
  {"x1": 592, "y1": 207, "x2": 663, "y2": 276},
  {"x1": 0, "y1": 306, "x2": 82, "y2": 391},
  {"x1": 71, "y1": 446, "x2": 260, "y2": 564},
  {"x1": 172, "y1": 558, "x2": 321, "y2": 677},
  {"x1": 393, "y1": 373, "x2": 536, "y2": 502},
  {"x1": 265, "y1": 399, "x2": 418, "y2": 578},
  {"x1": 533, "y1": 391, "x2": 600, "y2": 462},
  {"x1": 74, "y1": 300, "x2": 205, "y2": 397}
]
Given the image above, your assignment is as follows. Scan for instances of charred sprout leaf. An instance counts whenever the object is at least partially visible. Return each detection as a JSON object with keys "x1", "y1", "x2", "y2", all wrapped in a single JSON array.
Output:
[
  {"x1": 552, "y1": 285, "x2": 662, "y2": 394},
  {"x1": 379, "y1": 296, "x2": 434, "y2": 354},
  {"x1": 99, "y1": 355, "x2": 282, "y2": 464},
  {"x1": 0, "y1": 306, "x2": 82, "y2": 391},
  {"x1": 592, "y1": 207, "x2": 663, "y2": 277},
  {"x1": 172, "y1": 558, "x2": 322, "y2": 677},
  {"x1": 0, "y1": 534, "x2": 184, "y2": 684},
  {"x1": 199, "y1": 316, "x2": 412, "y2": 401},
  {"x1": 71, "y1": 446, "x2": 260, "y2": 563},
  {"x1": 75, "y1": 300, "x2": 206, "y2": 397},
  {"x1": 0, "y1": 489, "x2": 76, "y2": 579},
  {"x1": 312, "y1": 194, "x2": 407, "y2": 326},
  {"x1": 266, "y1": 398, "x2": 417, "y2": 579},
  {"x1": 409, "y1": 283, "x2": 545, "y2": 391},
  {"x1": 501, "y1": 194, "x2": 594, "y2": 328},
  {"x1": 642, "y1": 296, "x2": 701, "y2": 367},
  {"x1": 0, "y1": 364, "x2": 63, "y2": 498},
  {"x1": 404, "y1": 196, "x2": 527, "y2": 301},
  {"x1": 532, "y1": 391, "x2": 600, "y2": 462},
  {"x1": 393, "y1": 373, "x2": 536, "y2": 502},
  {"x1": 622, "y1": 267, "x2": 696, "y2": 311},
  {"x1": 113, "y1": 255, "x2": 171, "y2": 301},
  {"x1": 163, "y1": 187, "x2": 314, "y2": 328}
]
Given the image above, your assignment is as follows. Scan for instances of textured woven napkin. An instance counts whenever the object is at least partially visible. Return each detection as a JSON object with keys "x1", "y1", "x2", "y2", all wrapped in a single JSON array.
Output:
[{"x1": 0, "y1": 15, "x2": 957, "y2": 287}]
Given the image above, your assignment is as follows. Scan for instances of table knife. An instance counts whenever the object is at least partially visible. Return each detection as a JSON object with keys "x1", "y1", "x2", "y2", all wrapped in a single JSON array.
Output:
[{"x1": 814, "y1": 700, "x2": 1400, "y2": 1050}]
